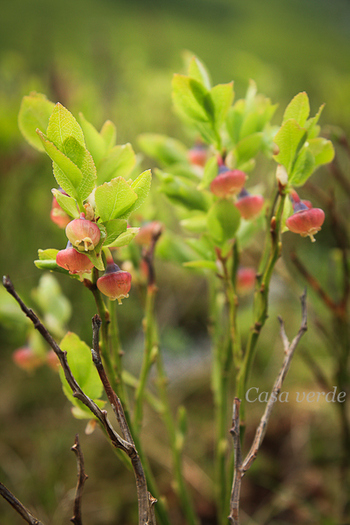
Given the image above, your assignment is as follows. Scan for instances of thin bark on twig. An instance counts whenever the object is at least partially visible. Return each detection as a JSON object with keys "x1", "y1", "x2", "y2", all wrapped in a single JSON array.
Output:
[
  {"x1": 70, "y1": 435, "x2": 88, "y2": 525},
  {"x1": 2, "y1": 276, "x2": 156, "y2": 525},
  {"x1": 228, "y1": 289, "x2": 308, "y2": 525},
  {"x1": 0, "y1": 482, "x2": 44, "y2": 525},
  {"x1": 91, "y1": 315, "x2": 157, "y2": 525}
]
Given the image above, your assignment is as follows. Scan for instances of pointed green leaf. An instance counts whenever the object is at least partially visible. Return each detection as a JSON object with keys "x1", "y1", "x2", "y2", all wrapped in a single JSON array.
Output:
[
  {"x1": 138, "y1": 133, "x2": 188, "y2": 166},
  {"x1": 172, "y1": 74, "x2": 213, "y2": 123},
  {"x1": 18, "y1": 93, "x2": 55, "y2": 152},
  {"x1": 158, "y1": 171, "x2": 210, "y2": 212},
  {"x1": 95, "y1": 176, "x2": 138, "y2": 221},
  {"x1": 289, "y1": 148, "x2": 315, "y2": 187},
  {"x1": 283, "y1": 92, "x2": 310, "y2": 127},
  {"x1": 100, "y1": 120, "x2": 117, "y2": 151},
  {"x1": 52, "y1": 189, "x2": 79, "y2": 218},
  {"x1": 85, "y1": 250, "x2": 105, "y2": 271},
  {"x1": 207, "y1": 200, "x2": 241, "y2": 244},
  {"x1": 46, "y1": 103, "x2": 85, "y2": 150},
  {"x1": 305, "y1": 104, "x2": 324, "y2": 138},
  {"x1": 79, "y1": 113, "x2": 107, "y2": 166},
  {"x1": 127, "y1": 169, "x2": 152, "y2": 214},
  {"x1": 307, "y1": 138, "x2": 335, "y2": 167},
  {"x1": 180, "y1": 214, "x2": 207, "y2": 233},
  {"x1": 38, "y1": 248, "x2": 59, "y2": 260},
  {"x1": 210, "y1": 82, "x2": 234, "y2": 129},
  {"x1": 103, "y1": 219, "x2": 127, "y2": 246},
  {"x1": 226, "y1": 100, "x2": 245, "y2": 143},
  {"x1": 188, "y1": 56, "x2": 211, "y2": 90},
  {"x1": 97, "y1": 144, "x2": 136, "y2": 184},
  {"x1": 273, "y1": 119, "x2": 307, "y2": 174},
  {"x1": 198, "y1": 156, "x2": 218, "y2": 190},
  {"x1": 234, "y1": 132, "x2": 263, "y2": 165},
  {"x1": 108, "y1": 227, "x2": 140, "y2": 248}
]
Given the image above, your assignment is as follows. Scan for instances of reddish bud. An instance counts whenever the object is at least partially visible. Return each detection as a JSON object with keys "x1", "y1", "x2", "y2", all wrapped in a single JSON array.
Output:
[
  {"x1": 12, "y1": 347, "x2": 42, "y2": 371},
  {"x1": 236, "y1": 267, "x2": 256, "y2": 295},
  {"x1": 97, "y1": 261, "x2": 132, "y2": 304},
  {"x1": 56, "y1": 242, "x2": 94, "y2": 274},
  {"x1": 66, "y1": 216, "x2": 101, "y2": 252},
  {"x1": 188, "y1": 144, "x2": 207, "y2": 167},
  {"x1": 50, "y1": 196, "x2": 71, "y2": 229},
  {"x1": 286, "y1": 205, "x2": 325, "y2": 242},
  {"x1": 235, "y1": 189, "x2": 264, "y2": 220},
  {"x1": 135, "y1": 221, "x2": 163, "y2": 246},
  {"x1": 210, "y1": 167, "x2": 246, "y2": 198}
]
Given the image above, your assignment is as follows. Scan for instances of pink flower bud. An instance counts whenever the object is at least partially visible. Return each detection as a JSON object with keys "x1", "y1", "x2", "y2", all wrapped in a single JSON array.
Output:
[
  {"x1": 235, "y1": 189, "x2": 264, "y2": 220},
  {"x1": 50, "y1": 196, "x2": 71, "y2": 228},
  {"x1": 12, "y1": 347, "x2": 42, "y2": 371},
  {"x1": 66, "y1": 216, "x2": 101, "y2": 252},
  {"x1": 188, "y1": 144, "x2": 207, "y2": 167},
  {"x1": 286, "y1": 205, "x2": 325, "y2": 242},
  {"x1": 97, "y1": 261, "x2": 132, "y2": 304},
  {"x1": 236, "y1": 267, "x2": 256, "y2": 295},
  {"x1": 210, "y1": 167, "x2": 246, "y2": 198},
  {"x1": 135, "y1": 221, "x2": 163, "y2": 246},
  {"x1": 56, "y1": 242, "x2": 94, "y2": 274}
]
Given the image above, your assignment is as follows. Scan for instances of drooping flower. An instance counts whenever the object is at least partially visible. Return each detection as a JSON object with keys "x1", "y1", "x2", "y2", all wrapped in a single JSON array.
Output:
[
  {"x1": 56, "y1": 241, "x2": 94, "y2": 275},
  {"x1": 210, "y1": 166, "x2": 246, "y2": 198},
  {"x1": 50, "y1": 196, "x2": 71, "y2": 229},
  {"x1": 97, "y1": 259, "x2": 132, "y2": 304},
  {"x1": 188, "y1": 144, "x2": 207, "y2": 167},
  {"x1": 286, "y1": 197, "x2": 325, "y2": 242},
  {"x1": 235, "y1": 188, "x2": 264, "y2": 220},
  {"x1": 66, "y1": 215, "x2": 101, "y2": 252}
]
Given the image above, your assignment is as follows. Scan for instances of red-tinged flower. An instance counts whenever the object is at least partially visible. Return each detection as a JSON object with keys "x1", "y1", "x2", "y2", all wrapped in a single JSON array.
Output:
[
  {"x1": 286, "y1": 202, "x2": 325, "y2": 242},
  {"x1": 135, "y1": 221, "x2": 163, "y2": 246},
  {"x1": 236, "y1": 267, "x2": 256, "y2": 295},
  {"x1": 188, "y1": 144, "x2": 207, "y2": 167},
  {"x1": 56, "y1": 242, "x2": 94, "y2": 274},
  {"x1": 50, "y1": 196, "x2": 71, "y2": 228},
  {"x1": 235, "y1": 189, "x2": 264, "y2": 220},
  {"x1": 97, "y1": 261, "x2": 132, "y2": 304},
  {"x1": 66, "y1": 215, "x2": 101, "y2": 252},
  {"x1": 210, "y1": 167, "x2": 246, "y2": 198},
  {"x1": 12, "y1": 347, "x2": 42, "y2": 371}
]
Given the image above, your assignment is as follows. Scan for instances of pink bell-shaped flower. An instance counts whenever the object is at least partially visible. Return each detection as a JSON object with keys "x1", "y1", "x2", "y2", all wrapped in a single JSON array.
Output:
[
  {"x1": 235, "y1": 189, "x2": 264, "y2": 220},
  {"x1": 97, "y1": 260, "x2": 132, "y2": 304},
  {"x1": 210, "y1": 166, "x2": 246, "y2": 198},
  {"x1": 286, "y1": 200, "x2": 325, "y2": 242},
  {"x1": 188, "y1": 144, "x2": 207, "y2": 167},
  {"x1": 66, "y1": 215, "x2": 101, "y2": 252},
  {"x1": 56, "y1": 241, "x2": 94, "y2": 275}
]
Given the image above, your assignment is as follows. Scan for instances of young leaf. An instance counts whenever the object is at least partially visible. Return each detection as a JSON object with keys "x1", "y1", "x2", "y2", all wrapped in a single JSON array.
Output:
[
  {"x1": 158, "y1": 171, "x2": 210, "y2": 212},
  {"x1": 188, "y1": 56, "x2": 211, "y2": 90},
  {"x1": 226, "y1": 100, "x2": 245, "y2": 144},
  {"x1": 210, "y1": 82, "x2": 234, "y2": 129},
  {"x1": 103, "y1": 219, "x2": 127, "y2": 246},
  {"x1": 273, "y1": 120, "x2": 307, "y2": 174},
  {"x1": 127, "y1": 169, "x2": 152, "y2": 214},
  {"x1": 51, "y1": 189, "x2": 79, "y2": 218},
  {"x1": 108, "y1": 227, "x2": 140, "y2": 248},
  {"x1": 180, "y1": 214, "x2": 208, "y2": 234},
  {"x1": 95, "y1": 176, "x2": 138, "y2": 221},
  {"x1": 183, "y1": 260, "x2": 217, "y2": 271},
  {"x1": 307, "y1": 138, "x2": 335, "y2": 167},
  {"x1": 198, "y1": 156, "x2": 218, "y2": 189},
  {"x1": 138, "y1": 133, "x2": 188, "y2": 166},
  {"x1": 100, "y1": 120, "x2": 117, "y2": 151},
  {"x1": 46, "y1": 103, "x2": 85, "y2": 150},
  {"x1": 207, "y1": 200, "x2": 241, "y2": 244},
  {"x1": 97, "y1": 144, "x2": 136, "y2": 184},
  {"x1": 79, "y1": 113, "x2": 107, "y2": 166},
  {"x1": 234, "y1": 132, "x2": 263, "y2": 165},
  {"x1": 289, "y1": 148, "x2": 315, "y2": 187},
  {"x1": 172, "y1": 75, "x2": 213, "y2": 123},
  {"x1": 282, "y1": 92, "x2": 310, "y2": 128},
  {"x1": 18, "y1": 93, "x2": 55, "y2": 152}
]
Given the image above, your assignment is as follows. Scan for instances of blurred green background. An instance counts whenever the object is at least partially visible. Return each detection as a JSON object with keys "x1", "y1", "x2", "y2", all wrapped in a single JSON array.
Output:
[{"x1": 1, "y1": 0, "x2": 350, "y2": 524}]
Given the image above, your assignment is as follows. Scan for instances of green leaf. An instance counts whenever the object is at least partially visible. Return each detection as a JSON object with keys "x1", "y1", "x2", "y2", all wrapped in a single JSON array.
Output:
[
  {"x1": 95, "y1": 176, "x2": 138, "y2": 221},
  {"x1": 234, "y1": 132, "x2": 263, "y2": 165},
  {"x1": 38, "y1": 248, "x2": 59, "y2": 260},
  {"x1": 85, "y1": 250, "x2": 105, "y2": 271},
  {"x1": 79, "y1": 113, "x2": 107, "y2": 166},
  {"x1": 138, "y1": 133, "x2": 188, "y2": 166},
  {"x1": 34, "y1": 259, "x2": 69, "y2": 275},
  {"x1": 158, "y1": 171, "x2": 210, "y2": 212},
  {"x1": 32, "y1": 274, "x2": 71, "y2": 333},
  {"x1": 305, "y1": 104, "x2": 324, "y2": 138},
  {"x1": 207, "y1": 200, "x2": 241, "y2": 244},
  {"x1": 46, "y1": 103, "x2": 85, "y2": 150},
  {"x1": 97, "y1": 144, "x2": 136, "y2": 185},
  {"x1": 183, "y1": 260, "x2": 217, "y2": 271},
  {"x1": 51, "y1": 189, "x2": 79, "y2": 218},
  {"x1": 127, "y1": 169, "x2": 152, "y2": 214},
  {"x1": 188, "y1": 56, "x2": 211, "y2": 89},
  {"x1": 100, "y1": 120, "x2": 117, "y2": 151},
  {"x1": 180, "y1": 214, "x2": 208, "y2": 233},
  {"x1": 236, "y1": 215, "x2": 265, "y2": 247},
  {"x1": 283, "y1": 92, "x2": 310, "y2": 127},
  {"x1": 167, "y1": 163, "x2": 201, "y2": 182},
  {"x1": 226, "y1": 100, "x2": 245, "y2": 144},
  {"x1": 210, "y1": 82, "x2": 234, "y2": 129},
  {"x1": 59, "y1": 332, "x2": 104, "y2": 414},
  {"x1": 289, "y1": 148, "x2": 315, "y2": 186},
  {"x1": 172, "y1": 75, "x2": 213, "y2": 123},
  {"x1": 273, "y1": 119, "x2": 307, "y2": 174},
  {"x1": 103, "y1": 219, "x2": 127, "y2": 246},
  {"x1": 198, "y1": 156, "x2": 218, "y2": 189},
  {"x1": 185, "y1": 235, "x2": 216, "y2": 260},
  {"x1": 307, "y1": 138, "x2": 335, "y2": 167},
  {"x1": 18, "y1": 92, "x2": 55, "y2": 152},
  {"x1": 108, "y1": 227, "x2": 140, "y2": 248}
]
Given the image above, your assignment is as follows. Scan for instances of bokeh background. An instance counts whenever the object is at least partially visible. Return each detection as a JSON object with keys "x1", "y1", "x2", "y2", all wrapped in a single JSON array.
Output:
[{"x1": 1, "y1": 0, "x2": 350, "y2": 524}]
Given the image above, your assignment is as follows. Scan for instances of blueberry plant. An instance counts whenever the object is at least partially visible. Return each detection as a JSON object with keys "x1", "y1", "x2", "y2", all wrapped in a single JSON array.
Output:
[{"x1": 1, "y1": 56, "x2": 336, "y2": 525}]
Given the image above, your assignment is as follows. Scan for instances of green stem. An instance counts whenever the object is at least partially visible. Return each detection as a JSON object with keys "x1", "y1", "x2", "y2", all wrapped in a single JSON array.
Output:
[{"x1": 237, "y1": 190, "x2": 286, "y2": 426}]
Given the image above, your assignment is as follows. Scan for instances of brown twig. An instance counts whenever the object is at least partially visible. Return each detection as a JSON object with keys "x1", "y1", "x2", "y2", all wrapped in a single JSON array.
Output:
[
  {"x1": 228, "y1": 289, "x2": 308, "y2": 524},
  {"x1": 70, "y1": 435, "x2": 88, "y2": 525},
  {"x1": 0, "y1": 482, "x2": 44, "y2": 525},
  {"x1": 2, "y1": 276, "x2": 156, "y2": 525},
  {"x1": 91, "y1": 314, "x2": 157, "y2": 525}
]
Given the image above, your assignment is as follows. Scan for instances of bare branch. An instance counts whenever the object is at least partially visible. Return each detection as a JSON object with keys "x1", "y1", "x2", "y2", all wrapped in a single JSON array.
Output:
[
  {"x1": 228, "y1": 398, "x2": 242, "y2": 525},
  {"x1": 70, "y1": 435, "x2": 88, "y2": 525},
  {"x1": 0, "y1": 482, "x2": 44, "y2": 525},
  {"x1": 91, "y1": 315, "x2": 157, "y2": 525},
  {"x1": 229, "y1": 289, "x2": 308, "y2": 524}
]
